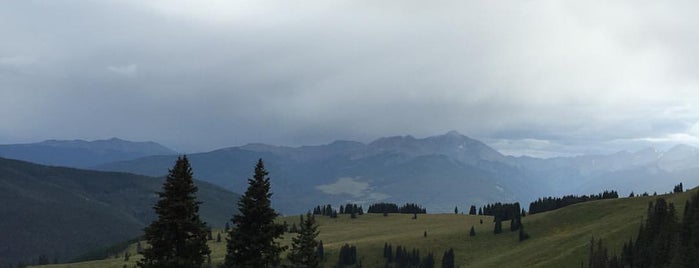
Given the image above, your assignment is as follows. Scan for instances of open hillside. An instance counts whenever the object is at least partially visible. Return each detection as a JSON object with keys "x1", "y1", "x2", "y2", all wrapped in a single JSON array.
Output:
[
  {"x1": 33, "y1": 187, "x2": 698, "y2": 267},
  {"x1": 0, "y1": 157, "x2": 239, "y2": 267}
]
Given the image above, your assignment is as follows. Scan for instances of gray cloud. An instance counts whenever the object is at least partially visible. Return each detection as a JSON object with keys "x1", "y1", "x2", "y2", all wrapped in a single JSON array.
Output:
[{"x1": 1, "y1": 1, "x2": 699, "y2": 155}]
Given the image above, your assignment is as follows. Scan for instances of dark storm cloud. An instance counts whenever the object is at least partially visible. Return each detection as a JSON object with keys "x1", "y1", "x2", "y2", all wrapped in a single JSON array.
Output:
[{"x1": 2, "y1": 1, "x2": 699, "y2": 155}]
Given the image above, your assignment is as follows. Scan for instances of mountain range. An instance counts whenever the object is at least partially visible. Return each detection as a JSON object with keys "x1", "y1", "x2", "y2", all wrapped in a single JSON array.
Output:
[
  {"x1": 0, "y1": 138, "x2": 176, "y2": 168},
  {"x1": 3, "y1": 133, "x2": 698, "y2": 216},
  {"x1": 85, "y1": 132, "x2": 699, "y2": 215}
]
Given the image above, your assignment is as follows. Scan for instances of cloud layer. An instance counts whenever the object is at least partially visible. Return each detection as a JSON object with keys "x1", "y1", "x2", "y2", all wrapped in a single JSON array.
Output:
[{"x1": 1, "y1": 1, "x2": 698, "y2": 155}]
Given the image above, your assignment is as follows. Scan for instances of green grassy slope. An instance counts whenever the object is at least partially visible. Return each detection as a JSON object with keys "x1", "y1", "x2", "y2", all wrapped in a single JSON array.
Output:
[{"x1": 34, "y1": 188, "x2": 697, "y2": 268}]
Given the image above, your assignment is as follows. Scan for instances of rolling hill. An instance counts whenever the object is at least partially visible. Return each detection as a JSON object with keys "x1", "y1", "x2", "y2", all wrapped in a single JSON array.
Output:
[
  {"x1": 32, "y1": 187, "x2": 698, "y2": 268},
  {"x1": 0, "y1": 157, "x2": 239, "y2": 267},
  {"x1": 0, "y1": 138, "x2": 176, "y2": 168}
]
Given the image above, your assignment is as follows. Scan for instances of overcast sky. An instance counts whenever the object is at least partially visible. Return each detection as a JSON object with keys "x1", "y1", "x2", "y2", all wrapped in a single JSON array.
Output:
[{"x1": 1, "y1": 1, "x2": 698, "y2": 157}]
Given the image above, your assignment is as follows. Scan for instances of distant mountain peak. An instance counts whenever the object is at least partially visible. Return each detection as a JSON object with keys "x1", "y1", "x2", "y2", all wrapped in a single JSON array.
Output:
[{"x1": 445, "y1": 130, "x2": 462, "y2": 136}]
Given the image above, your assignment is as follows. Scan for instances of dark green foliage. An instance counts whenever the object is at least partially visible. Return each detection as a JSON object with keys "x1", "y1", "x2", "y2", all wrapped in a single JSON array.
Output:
[
  {"x1": 588, "y1": 237, "x2": 609, "y2": 268},
  {"x1": 424, "y1": 231, "x2": 427, "y2": 237},
  {"x1": 288, "y1": 213, "x2": 321, "y2": 268},
  {"x1": 383, "y1": 243, "x2": 393, "y2": 263},
  {"x1": 340, "y1": 203, "x2": 364, "y2": 215},
  {"x1": 312, "y1": 204, "x2": 335, "y2": 216},
  {"x1": 480, "y1": 202, "x2": 521, "y2": 221},
  {"x1": 454, "y1": 206, "x2": 458, "y2": 214},
  {"x1": 510, "y1": 217, "x2": 521, "y2": 232},
  {"x1": 674, "y1": 183, "x2": 684, "y2": 193},
  {"x1": 597, "y1": 194, "x2": 699, "y2": 268},
  {"x1": 368, "y1": 203, "x2": 427, "y2": 214},
  {"x1": 383, "y1": 244, "x2": 422, "y2": 267},
  {"x1": 441, "y1": 248, "x2": 454, "y2": 268},
  {"x1": 528, "y1": 190, "x2": 619, "y2": 215},
  {"x1": 422, "y1": 252, "x2": 435, "y2": 268},
  {"x1": 494, "y1": 217, "x2": 503, "y2": 234},
  {"x1": 469, "y1": 226, "x2": 476, "y2": 237},
  {"x1": 290, "y1": 223, "x2": 299, "y2": 233},
  {"x1": 317, "y1": 240, "x2": 325, "y2": 261},
  {"x1": 225, "y1": 159, "x2": 286, "y2": 268},
  {"x1": 518, "y1": 223, "x2": 530, "y2": 241},
  {"x1": 338, "y1": 244, "x2": 357, "y2": 266},
  {"x1": 469, "y1": 205, "x2": 477, "y2": 215},
  {"x1": 138, "y1": 156, "x2": 211, "y2": 268}
]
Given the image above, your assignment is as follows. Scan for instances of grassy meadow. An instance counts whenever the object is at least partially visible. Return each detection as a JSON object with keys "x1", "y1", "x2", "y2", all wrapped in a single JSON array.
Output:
[{"x1": 34, "y1": 188, "x2": 697, "y2": 268}]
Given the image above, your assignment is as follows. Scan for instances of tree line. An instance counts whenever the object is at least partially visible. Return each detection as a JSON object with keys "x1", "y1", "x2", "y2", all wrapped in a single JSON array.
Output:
[
  {"x1": 138, "y1": 157, "x2": 321, "y2": 268},
  {"x1": 587, "y1": 191, "x2": 699, "y2": 267},
  {"x1": 528, "y1": 190, "x2": 619, "y2": 215},
  {"x1": 368, "y1": 202, "x2": 427, "y2": 214},
  {"x1": 479, "y1": 202, "x2": 523, "y2": 221}
]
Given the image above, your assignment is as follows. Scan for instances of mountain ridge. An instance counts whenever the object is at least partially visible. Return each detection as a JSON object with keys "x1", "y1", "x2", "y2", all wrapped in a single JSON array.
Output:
[
  {"x1": 0, "y1": 157, "x2": 238, "y2": 266},
  {"x1": 0, "y1": 138, "x2": 176, "y2": 168}
]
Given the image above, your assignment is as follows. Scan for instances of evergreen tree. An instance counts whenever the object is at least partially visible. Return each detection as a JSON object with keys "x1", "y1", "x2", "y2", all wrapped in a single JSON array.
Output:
[
  {"x1": 454, "y1": 206, "x2": 458, "y2": 214},
  {"x1": 519, "y1": 223, "x2": 530, "y2": 241},
  {"x1": 288, "y1": 213, "x2": 321, "y2": 268},
  {"x1": 441, "y1": 248, "x2": 454, "y2": 268},
  {"x1": 225, "y1": 159, "x2": 286, "y2": 267},
  {"x1": 138, "y1": 156, "x2": 210, "y2": 268},
  {"x1": 494, "y1": 217, "x2": 503, "y2": 234},
  {"x1": 469, "y1": 205, "x2": 477, "y2": 215},
  {"x1": 338, "y1": 244, "x2": 357, "y2": 266},
  {"x1": 422, "y1": 252, "x2": 435, "y2": 268},
  {"x1": 317, "y1": 240, "x2": 325, "y2": 261},
  {"x1": 469, "y1": 226, "x2": 476, "y2": 237}
]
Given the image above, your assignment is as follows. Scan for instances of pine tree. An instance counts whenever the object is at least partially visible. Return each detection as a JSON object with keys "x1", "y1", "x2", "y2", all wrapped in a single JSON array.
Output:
[
  {"x1": 469, "y1": 226, "x2": 476, "y2": 237},
  {"x1": 317, "y1": 240, "x2": 325, "y2": 261},
  {"x1": 469, "y1": 205, "x2": 477, "y2": 215},
  {"x1": 422, "y1": 252, "x2": 435, "y2": 268},
  {"x1": 454, "y1": 206, "x2": 458, "y2": 214},
  {"x1": 225, "y1": 159, "x2": 286, "y2": 267},
  {"x1": 138, "y1": 156, "x2": 210, "y2": 268},
  {"x1": 519, "y1": 223, "x2": 530, "y2": 241},
  {"x1": 288, "y1": 213, "x2": 321, "y2": 267},
  {"x1": 441, "y1": 248, "x2": 454, "y2": 268},
  {"x1": 494, "y1": 217, "x2": 503, "y2": 234}
]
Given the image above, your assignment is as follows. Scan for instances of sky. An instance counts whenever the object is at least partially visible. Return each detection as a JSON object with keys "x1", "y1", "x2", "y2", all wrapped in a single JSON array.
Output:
[{"x1": 1, "y1": 1, "x2": 699, "y2": 157}]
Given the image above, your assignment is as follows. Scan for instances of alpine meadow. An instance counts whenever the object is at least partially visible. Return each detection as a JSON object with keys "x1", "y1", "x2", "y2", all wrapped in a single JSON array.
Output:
[{"x1": 3, "y1": 1, "x2": 699, "y2": 268}]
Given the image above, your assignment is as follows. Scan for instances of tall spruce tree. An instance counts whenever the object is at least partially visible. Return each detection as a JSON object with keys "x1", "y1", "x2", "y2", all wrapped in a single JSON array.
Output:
[
  {"x1": 138, "y1": 156, "x2": 210, "y2": 268},
  {"x1": 225, "y1": 159, "x2": 286, "y2": 267},
  {"x1": 288, "y1": 213, "x2": 321, "y2": 267}
]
